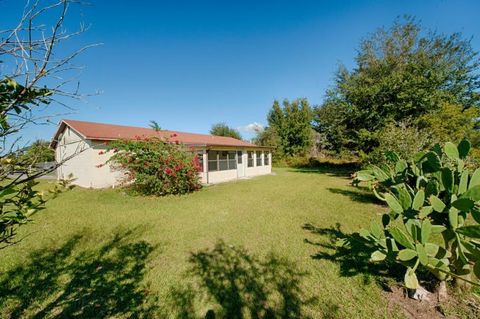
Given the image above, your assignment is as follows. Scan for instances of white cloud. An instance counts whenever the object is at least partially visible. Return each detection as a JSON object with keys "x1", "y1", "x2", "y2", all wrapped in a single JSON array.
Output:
[{"x1": 238, "y1": 122, "x2": 264, "y2": 134}]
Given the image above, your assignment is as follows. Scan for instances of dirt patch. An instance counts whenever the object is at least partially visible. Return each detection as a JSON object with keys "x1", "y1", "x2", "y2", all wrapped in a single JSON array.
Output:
[
  {"x1": 383, "y1": 284, "x2": 480, "y2": 319},
  {"x1": 384, "y1": 286, "x2": 445, "y2": 319}
]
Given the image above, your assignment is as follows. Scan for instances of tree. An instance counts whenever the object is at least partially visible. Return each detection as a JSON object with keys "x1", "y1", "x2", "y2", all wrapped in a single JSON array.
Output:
[
  {"x1": 314, "y1": 17, "x2": 480, "y2": 155},
  {"x1": 18, "y1": 140, "x2": 55, "y2": 164},
  {"x1": 210, "y1": 123, "x2": 242, "y2": 140},
  {"x1": 149, "y1": 120, "x2": 161, "y2": 131},
  {"x1": 0, "y1": 1, "x2": 92, "y2": 248},
  {"x1": 418, "y1": 102, "x2": 480, "y2": 145},
  {"x1": 267, "y1": 98, "x2": 313, "y2": 157},
  {"x1": 253, "y1": 126, "x2": 281, "y2": 158}
]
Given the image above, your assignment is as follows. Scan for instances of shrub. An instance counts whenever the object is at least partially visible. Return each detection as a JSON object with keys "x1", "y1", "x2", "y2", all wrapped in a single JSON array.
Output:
[
  {"x1": 107, "y1": 137, "x2": 202, "y2": 196},
  {"x1": 274, "y1": 156, "x2": 361, "y2": 172},
  {"x1": 353, "y1": 140, "x2": 480, "y2": 299},
  {"x1": 362, "y1": 122, "x2": 433, "y2": 166}
]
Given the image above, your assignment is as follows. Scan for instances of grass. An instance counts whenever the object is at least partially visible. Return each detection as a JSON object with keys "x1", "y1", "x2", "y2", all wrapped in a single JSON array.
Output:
[{"x1": 0, "y1": 168, "x2": 470, "y2": 318}]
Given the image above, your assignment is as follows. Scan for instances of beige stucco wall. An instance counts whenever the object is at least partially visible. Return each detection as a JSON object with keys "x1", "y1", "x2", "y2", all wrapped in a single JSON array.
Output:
[
  {"x1": 90, "y1": 143, "x2": 124, "y2": 188},
  {"x1": 55, "y1": 128, "x2": 122, "y2": 188},
  {"x1": 245, "y1": 165, "x2": 271, "y2": 177},
  {"x1": 207, "y1": 169, "x2": 238, "y2": 184},
  {"x1": 55, "y1": 127, "x2": 96, "y2": 188}
]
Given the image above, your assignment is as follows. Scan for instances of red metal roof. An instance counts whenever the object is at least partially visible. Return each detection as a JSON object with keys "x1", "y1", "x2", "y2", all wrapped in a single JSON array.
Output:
[{"x1": 51, "y1": 119, "x2": 266, "y2": 149}]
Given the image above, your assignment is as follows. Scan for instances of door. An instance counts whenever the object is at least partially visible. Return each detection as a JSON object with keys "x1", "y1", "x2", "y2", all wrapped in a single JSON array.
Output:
[{"x1": 236, "y1": 150, "x2": 245, "y2": 177}]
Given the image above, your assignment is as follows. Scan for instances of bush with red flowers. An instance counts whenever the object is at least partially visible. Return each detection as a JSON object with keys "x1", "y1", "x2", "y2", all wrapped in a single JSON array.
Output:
[{"x1": 106, "y1": 137, "x2": 202, "y2": 196}]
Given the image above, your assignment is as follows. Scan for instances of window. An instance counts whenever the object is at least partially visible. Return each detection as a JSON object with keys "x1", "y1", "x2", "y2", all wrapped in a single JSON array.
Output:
[
  {"x1": 247, "y1": 151, "x2": 254, "y2": 167},
  {"x1": 237, "y1": 151, "x2": 243, "y2": 164},
  {"x1": 208, "y1": 150, "x2": 237, "y2": 171},
  {"x1": 264, "y1": 151, "x2": 270, "y2": 166},
  {"x1": 256, "y1": 151, "x2": 263, "y2": 166},
  {"x1": 208, "y1": 151, "x2": 218, "y2": 171}
]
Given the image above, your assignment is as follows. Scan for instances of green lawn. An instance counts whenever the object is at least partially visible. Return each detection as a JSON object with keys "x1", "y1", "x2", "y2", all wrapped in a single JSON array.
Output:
[{"x1": 0, "y1": 168, "x2": 442, "y2": 318}]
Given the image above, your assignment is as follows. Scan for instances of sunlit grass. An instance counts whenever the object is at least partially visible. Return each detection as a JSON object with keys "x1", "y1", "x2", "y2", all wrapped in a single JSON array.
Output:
[{"x1": 0, "y1": 168, "x2": 420, "y2": 318}]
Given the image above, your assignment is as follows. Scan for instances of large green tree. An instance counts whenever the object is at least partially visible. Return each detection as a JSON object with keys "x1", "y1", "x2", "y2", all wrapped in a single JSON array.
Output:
[
  {"x1": 314, "y1": 17, "x2": 480, "y2": 154},
  {"x1": 267, "y1": 98, "x2": 313, "y2": 157},
  {"x1": 210, "y1": 123, "x2": 242, "y2": 140}
]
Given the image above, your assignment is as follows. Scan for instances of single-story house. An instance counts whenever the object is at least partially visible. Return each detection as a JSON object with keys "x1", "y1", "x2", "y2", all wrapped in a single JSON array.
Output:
[{"x1": 50, "y1": 119, "x2": 272, "y2": 188}]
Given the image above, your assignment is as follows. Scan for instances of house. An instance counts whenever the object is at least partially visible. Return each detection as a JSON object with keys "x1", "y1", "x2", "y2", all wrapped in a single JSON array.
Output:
[{"x1": 50, "y1": 119, "x2": 272, "y2": 188}]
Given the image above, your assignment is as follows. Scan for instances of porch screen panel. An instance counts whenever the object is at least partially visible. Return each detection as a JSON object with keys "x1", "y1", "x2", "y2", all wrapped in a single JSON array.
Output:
[
  {"x1": 228, "y1": 151, "x2": 236, "y2": 169},
  {"x1": 247, "y1": 151, "x2": 254, "y2": 167},
  {"x1": 208, "y1": 151, "x2": 218, "y2": 171},
  {"x1": 219, "y1": 151, "x2": 228, "y2": 170},
  {"x1": 256, "y1": 151, "x2": 263, "y2": 166}
]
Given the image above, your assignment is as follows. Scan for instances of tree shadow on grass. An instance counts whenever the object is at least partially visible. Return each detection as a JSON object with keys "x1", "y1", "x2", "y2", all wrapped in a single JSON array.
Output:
[
  {"x1": 167, "y1": 240, "x2": 320, "y2": 319},
  {"x1": 302, "y1": 223, "x2": 403, "y2": 288},
  {"x1": 327, "y1": 187, "x2": 383, "y2": 205},
  {"x1": 0, "y1": 228, "x2": 160, "y2": 319}
]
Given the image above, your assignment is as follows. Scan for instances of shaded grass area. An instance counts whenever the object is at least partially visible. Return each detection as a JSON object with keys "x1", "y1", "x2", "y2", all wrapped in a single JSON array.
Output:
[
  {"x1": 302, "y1": 222, "x2": 403, "y2": 288},
  {"x1": 167, "y1": 240, "x2": 317, "y2": 319},
  {"x1": 0, "y1": 228, "x2": 160, "y2": 318},
  {"x1": 0, "y1": 168, "x2": 412, "y2": 318}
]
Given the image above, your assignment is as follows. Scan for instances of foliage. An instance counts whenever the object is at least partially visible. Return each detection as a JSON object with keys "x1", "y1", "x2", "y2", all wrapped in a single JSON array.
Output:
[
  {"x1": 314, "y1": 17, "x2": 480, "y2": 155},
  {"x1": 0, "y1": 78, "x2": 52, "y2": 133},
  {"x1": 267, "y1": 98, "x2": 313, "y2": 158},
  {"x1": 418, "y1": 102, "x2": 480, "y2": 145},
  {"x1": 107, "y1": 137, "x2": 202, "y2": 196},
  {"x1": 149, "y1": 120, "x2": 161, "y2": 132},
  {"x1": 0, "y1": 78, "x2": 65, "y2": 248},
  {"x1": 210, "y1": 122, "x2": 242, "y2": 140},
  {"x1": 354, "y1": 140, "x2": 480, "y2": 292},
  {"x1": 0, "y1": 1, "x2": 90, "y2": 248},
  {"x1": 252, "y1": 126, "x2": 281, "y2": 157},
  {"x1": 275, "y1": 156, "x2": 360, "y2": 171},
  {"x1": 362, "y1": 122, "x2": 433, "y2": 166},
  {"x1": 17, "y1": 140, "x2": 55, "y2": 164},
  {"x1": 0, "y1": 177, "x2": 70, "y2": 249}
]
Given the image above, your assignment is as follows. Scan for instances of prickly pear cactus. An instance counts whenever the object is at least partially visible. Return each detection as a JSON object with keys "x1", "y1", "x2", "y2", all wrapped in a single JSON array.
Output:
[{"x1": 354, "y1": 140, "x2": 480, "y2": 290}]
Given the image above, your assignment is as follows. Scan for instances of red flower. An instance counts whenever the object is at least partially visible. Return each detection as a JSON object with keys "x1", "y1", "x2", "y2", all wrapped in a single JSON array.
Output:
[
  {"x1": 165, "y1": 168, "x2": 173, "y2": 175},
  {"x1": 174, "y1": 140, "x2": 179, "y2": 145}
]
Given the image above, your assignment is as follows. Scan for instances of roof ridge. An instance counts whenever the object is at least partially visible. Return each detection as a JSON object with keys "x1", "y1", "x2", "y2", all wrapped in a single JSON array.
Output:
[
  {"x1": 50, "y1": 119, "x2": 271, "y2": 150},
  {"x1": 62, "y1": 119, "x2": 242, "y2": 140}
]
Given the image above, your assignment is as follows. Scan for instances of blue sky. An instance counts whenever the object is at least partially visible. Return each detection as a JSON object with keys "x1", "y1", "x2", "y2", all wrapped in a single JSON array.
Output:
[{"x1": 2, "y1": 0, "x2": 480, "y2": 143}]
